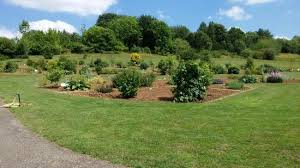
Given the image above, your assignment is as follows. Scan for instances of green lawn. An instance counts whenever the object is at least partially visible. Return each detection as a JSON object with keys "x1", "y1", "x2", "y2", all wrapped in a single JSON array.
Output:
[
  {"x1": 213, "y1": 53, "x2": 300, "y2": 70},
  {"x1": 0, "y1": 74, "x2": 299, "y2": 168}
]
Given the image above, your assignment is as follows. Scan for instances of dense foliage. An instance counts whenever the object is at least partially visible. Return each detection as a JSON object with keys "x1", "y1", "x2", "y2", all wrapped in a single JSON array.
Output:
[{"x1": 172, "y1": 62, "x2": 212, "y2": 103}]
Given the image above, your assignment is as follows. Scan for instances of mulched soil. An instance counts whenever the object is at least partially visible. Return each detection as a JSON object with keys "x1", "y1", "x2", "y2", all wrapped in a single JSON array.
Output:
[
  {"x1": 284, "y1": 79, "x2": 300, "y2": 84},
  {"x1": 56, "y1": 80, "x2": 241, "y2": 103}
]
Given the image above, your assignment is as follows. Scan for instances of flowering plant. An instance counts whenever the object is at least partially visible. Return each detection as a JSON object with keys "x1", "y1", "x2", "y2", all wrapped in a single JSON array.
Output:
[{"x1": 266, "y1": 72, "x2": 283, "y2": 83}]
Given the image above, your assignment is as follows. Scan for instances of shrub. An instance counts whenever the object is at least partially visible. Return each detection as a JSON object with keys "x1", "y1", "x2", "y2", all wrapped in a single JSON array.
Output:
[
  {"x1": 212, "y1": 65, "x2": 226, "y2": 74},
  {"x1": 212, "y1": 79, "x2": 224, "y2": 84},
  {"x1": 113, "y1": 69, "x2": 142, "y2": 98},
  {"x1": 116, "y1": 62, "x2": 126, "y2": 68},
  {"x1": 64, "y1": 75, "x2": 89, "y2": 91},
  {"x1": 57, "y1": 56, "x2": 77, "y2": 75},
  {"x1": 244, "y1": 58, "x2": 255, "y2": 72},
  {"x1": 141, "y1": 73, "x2": 156, "y2": 87},
  {"x1": 130, "y1": 46, "x2": 143, "y2": 53},
  {"x1": 241, "y1": 49, "x2": 254, "y2": 58},
  {"x1": 78, "y1": 60, "x2": 85, "y2": 65},
  {"x1": 239, "y1": 75, "x2": 257, "y2": 83},
  {"x1": 262, "y1": 48, "x2": 276, "y2": 60},
  {"x1": 26, "y1": 59, "x2": 35, "y2": 67},
  {"x1": 4, "y1": 61, "x2": 18, "y2": 73},
  {"x1": 94, "y1": 58, "x2": 109, "y2": 68},
  {"x1": 46, "y1": 69, "x2": 64, "y2": 83},
  {"x1": 79, "y1": 66, "x2": 91, "y2": 78},
  {"x1": 88, "y1": 77, "x2": 113, "y2": 93},
  {"x1": 143, "y1": 47, "x2": 151, "y2": 54},
  {"x1": 36, "y1": 58, "x2": 47, "y2": 71},
  {"x1": 140, "y1": 62, "x2": 149, "y2": 70},
  {"x1": 130, "y1": 53, "x2": 141, "y2": 64},
  {"x1": 101, "y1": 67, "x2": 120, "y2": 74},
  {"x1": 228, "y1": 66, "x2": 240, "y2": 74},
  {"x1": 226, "y1": 81, "x2": 244, "y2": 90},
  {"x1": 157, "y1": 58, "x2": 177, "y2": 75},
  {"x1": 266, "y1": 72, "x2": 283, "y2": 83},
  {"x1": 172, "y1": 62, "x2": 212, "y2": 103}
]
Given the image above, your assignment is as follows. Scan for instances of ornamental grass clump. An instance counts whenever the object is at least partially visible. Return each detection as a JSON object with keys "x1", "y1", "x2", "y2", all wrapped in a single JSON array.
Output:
[{"x1": 266, "y1": 72, "x2": 283, "y2": 83}]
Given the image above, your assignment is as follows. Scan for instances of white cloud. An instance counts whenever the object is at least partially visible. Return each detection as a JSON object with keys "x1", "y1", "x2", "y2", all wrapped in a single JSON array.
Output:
[
  {"x1": 0, "y1": 26, "x2": 20, "y2": 39},
  {"x1": 219, "y1": 6, "x2": 252, "y2": 20},
  {"x1": 228, "y1": 0, "x2": 275, "y2": 5},
  {"x1": 157, "y1": 10, "x2": 170, "y2": 20},
  {"x1": 29, "y1": 20, "x2": 77, "y2": 33},
  {"x1": 274, "y1": 35, "x2": 290, "y2": 40},
  {"x1": 5, "y1": 0, "x2": 117, "y2": 16}
]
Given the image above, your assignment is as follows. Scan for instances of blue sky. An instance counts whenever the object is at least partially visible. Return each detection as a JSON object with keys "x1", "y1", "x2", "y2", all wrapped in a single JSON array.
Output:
[{"x1": 0, "y1": 0, "x2": 299, "y2": 39}]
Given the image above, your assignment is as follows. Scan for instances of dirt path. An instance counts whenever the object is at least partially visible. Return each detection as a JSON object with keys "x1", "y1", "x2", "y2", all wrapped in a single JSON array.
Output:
[{"x1": 0, "y1": 103, "x2": 124, "y2": 168}]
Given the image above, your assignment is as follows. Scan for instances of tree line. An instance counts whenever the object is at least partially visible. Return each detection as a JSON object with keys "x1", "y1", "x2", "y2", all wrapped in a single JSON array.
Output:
[{"x1": 0, "y1": 13, "x2": 299, "y2": 60}]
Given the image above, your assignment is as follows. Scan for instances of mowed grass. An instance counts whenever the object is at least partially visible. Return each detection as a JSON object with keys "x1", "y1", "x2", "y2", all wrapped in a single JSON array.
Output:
[
  {"x1": 0, "y1": 75, "x2": 299, "y2": 168},
  {"x1": 213, "y1": 53, "x2": 300, "y2": 70}
]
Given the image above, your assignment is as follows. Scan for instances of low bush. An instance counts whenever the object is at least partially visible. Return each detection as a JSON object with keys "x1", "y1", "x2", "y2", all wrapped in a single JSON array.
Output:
[
  {"x1": 172, "y1": 62, "x2": 212, "y2": 103},
  {"x1": 262, "y1": 48, "x2": 276, "y2": 60},
  {"x1": 226, "y1": 81, "x2": 244, "y2": 90},
  {"x1": 26, "y1": 59, "x2": 35, "y2": 67},
  {"x1": 140, "y1": 62, "x2": 149, "y2": 70},
  {"x1": 94, "y1": 58, "x2": 109, "y2": 75},
  {"x1": 101, "y1": 67, "x2": 120, "y2": 75},
  {"x1": 46, "y1": 69, "x2": 64, "y2": 83},
  {"x1": 79, "y1": 66, "x2": 92, "y2": 78},
  {"x1": 141, "y1": 73, "x2": 156, "y2": 87},
  {"x1": 212, "y1": 65, "x2": 226, "y2": 74},
  {"x1": 228, "y1": 66, "x2": 240, "y2": 74},
  {"x1": 157, "y1": 58, "x2": 177, "y2": 75},
  {"x1": 78, "y1": 60, "x2": 85, "y2": 65},
  {"x1": 88, "y1": 77, "x2": 113, "y2": 93},
  {"x1": 239, "y1": 75, "x2": 257, "y2": 83},
  {"x1": 64, "y1": 75, "x2": 89, "y2": 91},
  {"x1": 113, "y1": 69, "x2": 142, "y2": 98},
  {"x1": 212, "y1": 79, "x2": 224, "y2": 84},
  {"x1": 36, "y1": 58, "x2": 47, "y2": 71},
  {"x1": 116, "y1": 62, "x2": 126, "y2": 68},
  {"x1": 57, "y1": 56, "x2": 77, "y2": 74},
  {"x1": 4, "y1": 61, "x2": 18, "y2": 73},
  {"x1": 241, "y1": 49, "x2": 254, "y2": 58},
  {"x1": 266, "y1": 72, "x2": 283, "y2": 83}
]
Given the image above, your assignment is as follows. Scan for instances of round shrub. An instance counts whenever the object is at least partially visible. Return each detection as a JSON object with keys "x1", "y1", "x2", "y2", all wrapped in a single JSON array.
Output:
[
  {"x1": 262, "y1": 48, "x2": 276, "y2": 60},
  {"x1": 172, "y1": 62, "x2": 212, "y2": 103},
  {"x1": 212, "y1": 65, "x2": 226, "y2": 74},
  {"x1": 46, "y1": 69, "x2": 64, "y2": 83},
  {"x1": 157, "y1": 58, "x2": 177, "y2": 75},
  {"x1": 141, "y1": 73, "x2": 156, "y2": 87},
  {"x1": 36, "y1": 58, "x2": 47, "y2": 71},
  {"x1": 4, "y1": 61, "x2": 18, "y2": 73},
  {"x1": 239, "y1": 75, "x2": 257, "y2": 83},
  {"x1": 26, "y1": 59, "x2": 35, "y2": 67},
  {"x1": 130, "y1": 53, "x2": 142, "y2": 64},
  {"x1": 228, "y1": 66, "x2": 240, "y2": 74},
  {"x1": 78, "y1": 60, "x2": 85, "y2": 65},
  {"x1": 79, "y1": 66, "x2": 91, "y2": 78},
  {"x1": 140, "y1": 62, "x2": 149, "y2": 70},
  {"x1": 226, "y1": 81, "x2": 244, "y2": 90},
  {"x1": 266, "y1": 72, "x2": 283, "y2": 83},
  {"x1": 57, "y1": 56, "x2": 77, "y2": 75},
  {"x1": 113, "y1": 69, "x2": 142, "y2": 98}
]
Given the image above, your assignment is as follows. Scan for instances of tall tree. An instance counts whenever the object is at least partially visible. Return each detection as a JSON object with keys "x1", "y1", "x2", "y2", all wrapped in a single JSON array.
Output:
[
  {"x1": 19, "y1": 20, "x2": 30, "y2": 34},
  {"x1": 257, "y1": 28, "x2": 273, "y2": 39},
  {"x1": 96, "y1": 13, "x2": 122, "y2": 27},
  {"x1": 171, "y1": 25, "x2": 191, "y2": 40},
  {"x1": 107, "y1": 16, "x2": 141, "y2": 50},
  {"x1": 206, "y1": 22, "x2": 227, "y2": 50}
]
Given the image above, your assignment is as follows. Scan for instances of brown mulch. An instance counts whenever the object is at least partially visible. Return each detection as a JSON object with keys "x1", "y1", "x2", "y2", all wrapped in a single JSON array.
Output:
[
  {"x1": 284, "y1": 80, "x2": 300, "y2": 84},
  {"x1": 57, "y1": 80, "x2": 241, "y2": 103}
]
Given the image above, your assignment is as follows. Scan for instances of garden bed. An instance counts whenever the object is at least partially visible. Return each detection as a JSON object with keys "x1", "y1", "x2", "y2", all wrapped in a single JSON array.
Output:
[{"x1": 54, "y1": 80, "x2": 241, "y2": 103}]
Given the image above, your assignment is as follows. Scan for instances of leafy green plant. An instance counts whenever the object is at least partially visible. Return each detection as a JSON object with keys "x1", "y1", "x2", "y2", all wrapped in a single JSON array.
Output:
[
  {"x1": 141, "y1": 73, "x2": 156, "y2": 87},
  {"x1": 46, "y1": 69, "x2": 64, "y2": 83},
  {"x1": 140, "y1": 62, "x2": 149, "y2": 70},
  {"x1": 79, "y1": 66, "x2": 91, "y2": 78},
  {"x1": 239, "y1": 75, "x2": 257, "y2": 83},
  {"x1": 57, "y1": 56, "x2": 77, "y2": 75},
  {"x1": 172, "y1": 61, "x2": 212, "y2": 103},
  {"x1": 226, "y1": 81, "x2": 244, "y2": 90},
  {"x1": 113, "y1": 69, "x2": 142, "y2": 98},
  {"x1": 64, "y1": 75, "x2": 89, "y2": 91},
  {"x1": 157, "y1": 58, "x2": 177, "y2": 75},
  {"x1": 4, "y1": 61, "x2": 18, "y2": 73}
]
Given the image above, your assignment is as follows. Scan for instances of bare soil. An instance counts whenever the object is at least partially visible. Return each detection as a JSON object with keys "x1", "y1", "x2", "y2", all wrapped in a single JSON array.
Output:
[{"x1": 57, "y1": 80, "x2": 241, "y2": 103}]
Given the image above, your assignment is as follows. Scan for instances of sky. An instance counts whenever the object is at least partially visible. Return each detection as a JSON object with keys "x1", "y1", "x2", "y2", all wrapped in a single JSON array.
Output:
[{"x1": 0, "y1": 0, "x2": 299, "y2": 39}]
